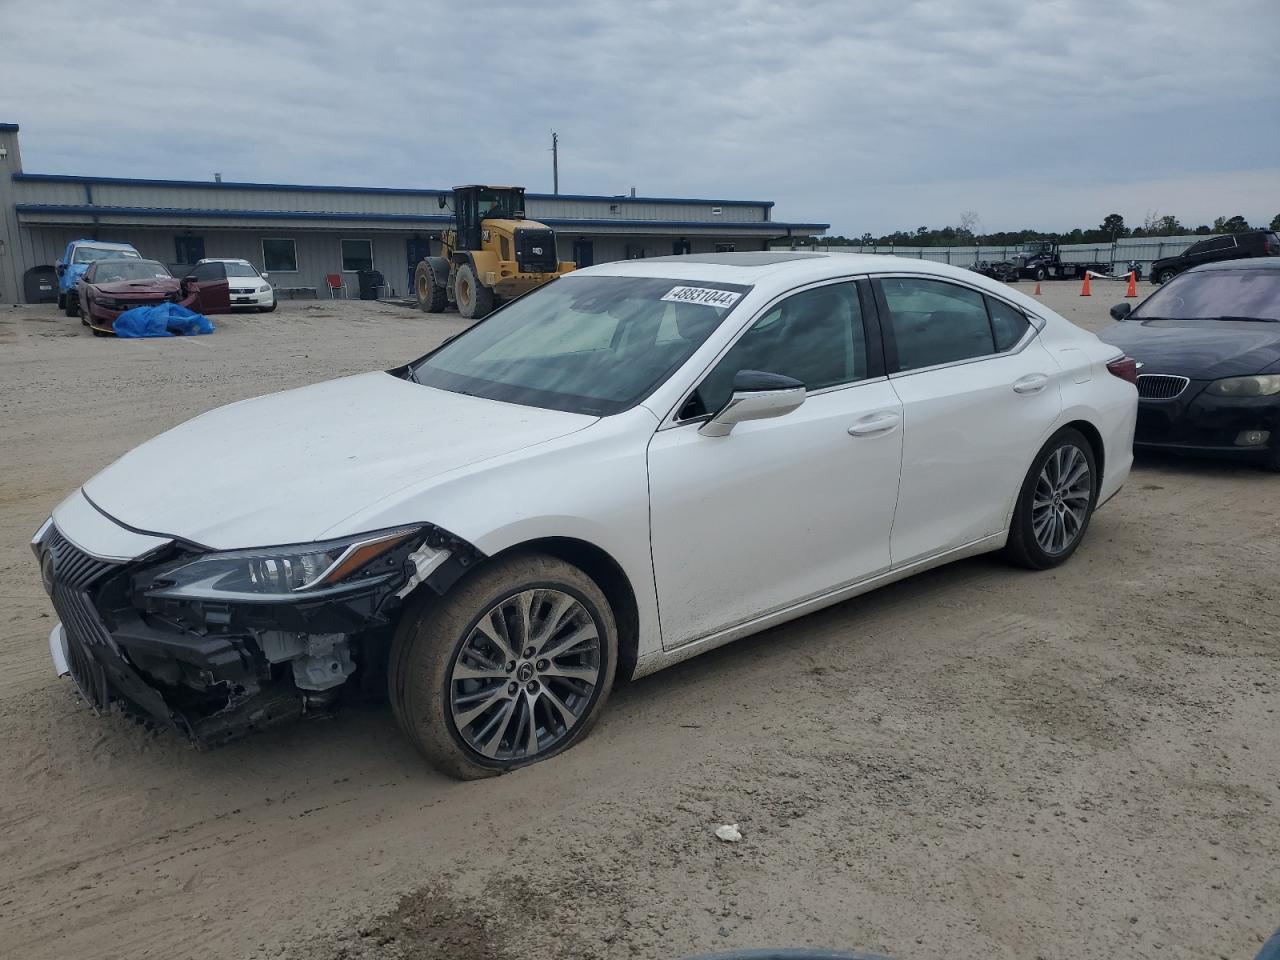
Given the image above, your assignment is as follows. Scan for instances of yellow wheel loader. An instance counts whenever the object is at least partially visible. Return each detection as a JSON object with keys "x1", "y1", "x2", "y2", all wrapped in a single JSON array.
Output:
[{"x1": 414, "y1": 185, "x2": 575, "y2": 319}]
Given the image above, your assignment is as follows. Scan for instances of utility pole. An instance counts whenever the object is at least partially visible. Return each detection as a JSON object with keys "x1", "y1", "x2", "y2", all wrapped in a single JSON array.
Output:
[{"x1": 551, "y1": 131, "x2": 559, "y2": 195}]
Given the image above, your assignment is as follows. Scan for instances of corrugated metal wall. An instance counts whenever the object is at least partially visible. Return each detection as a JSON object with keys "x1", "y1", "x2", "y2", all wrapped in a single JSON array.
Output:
[{"x1": 13, "y1": 177, "x2": 771, "y2": 224}]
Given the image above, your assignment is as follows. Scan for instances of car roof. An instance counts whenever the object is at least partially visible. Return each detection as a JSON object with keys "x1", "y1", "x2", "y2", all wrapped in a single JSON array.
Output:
[
  {"x1": 574, "y1": 251, "x2": 993, "y2": 286},
  {"x1": 1187, "y1": 257, "x2": 1280, "y2": 274},
  {"x1": 197, "y1": 257, "x2": 252, "y2": 264}
]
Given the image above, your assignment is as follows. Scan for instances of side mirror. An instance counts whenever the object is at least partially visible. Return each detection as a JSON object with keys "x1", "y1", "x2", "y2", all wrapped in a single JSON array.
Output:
[
  {"x1": 260, "y1": 271, "x2": 269, "y2": 278},
  {"x1": 55, "y1": 263, "x2": 65, "y2": 275},
  {"x1": 183, "y1": 275, "x2": 197, "y2": 285},
  {"x1": 699, "y1": 370, "x2": 805, "y2": 438},
  {"x1": 1109, "y1": 302, "x2": 1132, "y2": 321}
]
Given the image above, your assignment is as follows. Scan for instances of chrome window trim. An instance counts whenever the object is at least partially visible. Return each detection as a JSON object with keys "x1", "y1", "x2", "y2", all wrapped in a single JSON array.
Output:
[
  {"x1": 872, "y1": 272, "x2": 1044, "y2": 379},
  {"x1": 659, "y1": 273, "x2": 876, "y2": 430}
]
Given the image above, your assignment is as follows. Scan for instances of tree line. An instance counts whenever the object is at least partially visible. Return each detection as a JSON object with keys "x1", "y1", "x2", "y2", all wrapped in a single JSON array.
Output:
[{"x1": 805, "y1": 212, "x2": 1280, "y2": 248}]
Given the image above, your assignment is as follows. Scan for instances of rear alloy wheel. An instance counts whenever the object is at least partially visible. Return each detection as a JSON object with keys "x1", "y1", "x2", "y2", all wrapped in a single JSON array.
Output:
[
  {"x1": 1157, "y1": 269, "x2": 1177, "y2": 284},
  {"x1": 389, "y1": 552, "x2": 617, "y2": 779},
  {"x1": 453, "y1": 263, "x2": 495, "y2": 320},
  {"x1": 1005, "y1": 428, "x2": 1097, "y2": 569}
]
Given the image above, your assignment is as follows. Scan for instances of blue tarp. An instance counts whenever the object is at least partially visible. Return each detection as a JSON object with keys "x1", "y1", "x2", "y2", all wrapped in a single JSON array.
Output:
[{"x1": 113, "y1": 303, "x2": 215, "y2": 338}]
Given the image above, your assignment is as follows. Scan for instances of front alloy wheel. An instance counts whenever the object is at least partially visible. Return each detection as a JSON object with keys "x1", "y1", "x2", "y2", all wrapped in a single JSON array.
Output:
[
  {"x1": 450, "y1": 589, "x2": 602, "y2": 761},
  {"x1": 389, "y1": 552, "x2": 618, "y2": 779}
]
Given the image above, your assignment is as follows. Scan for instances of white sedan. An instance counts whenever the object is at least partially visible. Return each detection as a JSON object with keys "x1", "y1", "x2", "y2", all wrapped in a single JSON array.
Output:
[
  {"x1": 32, "y1": 253, "x2": 1136, "y2": 778},
  {"x1": 197, "y1": 257, "x2": 276, "y2": 311}
]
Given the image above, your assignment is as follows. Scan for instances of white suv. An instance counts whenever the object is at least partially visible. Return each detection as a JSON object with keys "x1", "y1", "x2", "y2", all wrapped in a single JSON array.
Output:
[
  {"x1": 33, "y1": 253, "x2": 1137, "y2": 778},
  {"x1": 199, "y1": 258, "x2": 275, "y2": 311}
]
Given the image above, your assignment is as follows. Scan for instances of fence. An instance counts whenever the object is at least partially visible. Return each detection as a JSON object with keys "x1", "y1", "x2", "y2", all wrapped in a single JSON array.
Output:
[{"x1": 777, "y1": 234, "x2": 1217, "y2": 273}]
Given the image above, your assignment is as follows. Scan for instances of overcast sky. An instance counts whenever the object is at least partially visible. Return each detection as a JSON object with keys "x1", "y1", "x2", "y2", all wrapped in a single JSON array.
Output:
[{"x1": 1, "y1": 0, "x2": 1276, "y2": 236}]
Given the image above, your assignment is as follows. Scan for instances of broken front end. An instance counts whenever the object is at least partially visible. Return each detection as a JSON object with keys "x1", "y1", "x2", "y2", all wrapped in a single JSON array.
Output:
[{"x1": 33, "y1": 513, "x2": 480, "y2": 747}]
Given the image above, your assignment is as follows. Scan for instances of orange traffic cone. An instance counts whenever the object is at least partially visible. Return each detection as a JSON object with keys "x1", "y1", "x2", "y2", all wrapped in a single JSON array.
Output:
[
  {"x1": 1079, "y1": 272, "x2": 1092, "y2": 296},
  {"x1": 1033, "y1": 281, "x2": 1041, "y2": 296},
  {"x1": 1125, "y1": 271, "x2": 1137, "y2": 297}
]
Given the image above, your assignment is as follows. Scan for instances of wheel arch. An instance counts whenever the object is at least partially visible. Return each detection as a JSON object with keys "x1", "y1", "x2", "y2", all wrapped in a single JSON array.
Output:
[
  {"x1": 1062, "y1": 418, "x2": 1106, "y2": 487},
  {"x1": 409, "y1": 534, "x2": 641, "y2": 685}
]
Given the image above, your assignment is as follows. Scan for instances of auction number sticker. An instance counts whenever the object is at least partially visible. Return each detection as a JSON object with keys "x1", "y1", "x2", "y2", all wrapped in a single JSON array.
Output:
[{"x1": 660, "y1": 286, "x2": 742, "y2": 308}]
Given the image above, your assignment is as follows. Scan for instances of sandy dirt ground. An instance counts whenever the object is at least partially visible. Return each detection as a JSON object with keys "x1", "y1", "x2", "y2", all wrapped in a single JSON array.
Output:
[{"x1": 0, "y1": 281, "x2": 1276, "y2": 960}]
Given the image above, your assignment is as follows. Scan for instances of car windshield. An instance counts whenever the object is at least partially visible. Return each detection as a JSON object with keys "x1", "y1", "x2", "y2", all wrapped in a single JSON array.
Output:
[
  {"x1": 94, "y1": 260, "x2": 172, "y2": 283},
  {"x1": 1131, "y1": 269, "x2": 1280, "y2": 322},
  {"x1": 222, "y1": 262, "x2": 261, "y2": 278},
  {"x1": 410, "y1": 275, "x2": 752, "y2": 416},
  {"x1": 73, "y1": 246, "x2": 140, "y2": 264}
]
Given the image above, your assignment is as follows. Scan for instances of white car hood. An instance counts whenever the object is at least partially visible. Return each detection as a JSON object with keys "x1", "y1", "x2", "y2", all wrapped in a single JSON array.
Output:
[{"x1": 82, "y1": 372, "x2": 595, "y2": 550}]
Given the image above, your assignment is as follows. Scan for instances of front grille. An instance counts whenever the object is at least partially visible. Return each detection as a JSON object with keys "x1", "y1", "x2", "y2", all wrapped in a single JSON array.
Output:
[
  {"x1": 1137, "y1": 374, "x2": 1189, "y2": 400},
  {"x1": 45, "y1": 528, "x2": 122, "y2": 711},
  {"x1": 230, "y1": 287, "x2": 256, "y2": 295}
]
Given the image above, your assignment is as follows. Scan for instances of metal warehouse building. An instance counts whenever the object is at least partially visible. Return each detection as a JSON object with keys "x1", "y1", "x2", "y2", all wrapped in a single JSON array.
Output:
[{"x1": 0, "y1": 123, "x2": 828, "y2": 303}]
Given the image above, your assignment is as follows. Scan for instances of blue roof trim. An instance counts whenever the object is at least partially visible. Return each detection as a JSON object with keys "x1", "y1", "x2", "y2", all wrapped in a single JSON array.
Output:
[
  {"x1": 13, "y1": 204, "x2": 828, "y2": 231},
  {"x1": 0, "y1": 122, "x2": 19, "y2": 131},
  {"x1": 11, "y1": 172, "x2": 773, "y2": 207}
]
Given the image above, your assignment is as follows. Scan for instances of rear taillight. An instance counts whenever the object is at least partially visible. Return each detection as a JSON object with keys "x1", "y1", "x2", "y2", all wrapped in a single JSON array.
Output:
[{"x1": 1107, "y1": 356, "x2": 1139, "y2": 384}]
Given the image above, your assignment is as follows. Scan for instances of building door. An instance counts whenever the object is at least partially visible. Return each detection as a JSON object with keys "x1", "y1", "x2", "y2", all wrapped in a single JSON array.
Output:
[
  {"x1": 174, "y1": 235, "x2": 205, "y2": 266},
  {"x1": 572, "y1": 238, "x2": 593, "y2": 267},
  {"x1": 672, "y1": 238, "x2": 691, "y2": 255},
  {"x1": 406, "y1": 236, "x2": 432, "y2": 297}
]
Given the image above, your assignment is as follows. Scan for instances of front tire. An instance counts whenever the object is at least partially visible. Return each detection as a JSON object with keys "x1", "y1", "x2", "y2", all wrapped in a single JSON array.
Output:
[
  {"x1": 389, "y1": 552, "x2": 618, "y2": 779},
  {"x1": 1157, "y1": 268, "x2": 1177, "y2": 284},
  {"x1": 415, "y1": 261, "x2": 448, "y2": 313},
  {"x1": 259, "y1": 298, "x2": 277, "y2": 313},
  {"x1": 1004, "y1": 428, "x2": 1098, "y2": 570},
  {"x1": 454, "y1": 263, "x2": 494, "y2": 320}
]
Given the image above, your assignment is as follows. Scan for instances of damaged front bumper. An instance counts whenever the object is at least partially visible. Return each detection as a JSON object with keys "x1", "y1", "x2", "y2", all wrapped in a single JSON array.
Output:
[{"x1": 34, "y1": 512, "x2": 481, "y2": 747}]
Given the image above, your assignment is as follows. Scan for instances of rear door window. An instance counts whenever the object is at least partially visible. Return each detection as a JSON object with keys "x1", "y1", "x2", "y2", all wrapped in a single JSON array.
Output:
[{"x1": 879, "y1": 278, "x2": 995, "y2": 372}]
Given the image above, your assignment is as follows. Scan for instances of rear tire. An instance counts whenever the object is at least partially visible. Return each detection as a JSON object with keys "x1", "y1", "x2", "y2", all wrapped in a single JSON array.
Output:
[
  {"x1": 454, "y1": 263, "x2": 494, "y2": 320},
  {"x1": 389, "y1": 552, "x2": 618, "y2": 780},
  {"x1": 1004, "y1": 428, "x2": 1098, "y2": 570},
  {"x1": 1157, "y1": 268, "x2": 1177, "y2": 284},
  {"x1": 414, "y1": 262, "x2": 447, "y2": 313},
  {"x1": 64, "y1": 293, "x2": 79, "y2": 317}
]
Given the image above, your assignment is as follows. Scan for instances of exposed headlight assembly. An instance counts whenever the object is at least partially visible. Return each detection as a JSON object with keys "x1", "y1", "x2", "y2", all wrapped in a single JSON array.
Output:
[
  {"x1": 143, "y1": 526, "x2": 421, "y2": 601},
  {"x1": 1206, "y1": 375, "x2": 1280, "y2": 397}
]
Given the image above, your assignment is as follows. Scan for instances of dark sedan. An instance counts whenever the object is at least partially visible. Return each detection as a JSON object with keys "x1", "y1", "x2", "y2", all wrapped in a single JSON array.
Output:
[{"x1": 1099, "y1": 258, "x2": 1280, "y2": 470}]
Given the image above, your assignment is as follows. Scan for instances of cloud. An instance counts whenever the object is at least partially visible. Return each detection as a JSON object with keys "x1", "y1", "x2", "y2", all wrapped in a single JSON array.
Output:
[{"x1": 1, "y1": 0, "x2": 1275, "y2": 234}]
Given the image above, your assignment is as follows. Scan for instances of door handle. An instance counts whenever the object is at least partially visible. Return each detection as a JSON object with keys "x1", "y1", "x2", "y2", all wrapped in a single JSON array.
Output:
[
  {"x1": 1012, "y1": 373, "x2": 1050, "y2": 395},
  {"x1": 847, "y1": 412, "x2": 901, "y2": 437}
]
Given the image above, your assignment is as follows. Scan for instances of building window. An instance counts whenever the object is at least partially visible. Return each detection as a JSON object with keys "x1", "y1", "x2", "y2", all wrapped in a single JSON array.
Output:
[
  {"x1": 341, "y1": 239, "x2": 374, "y2": 273},
  {"x1": 714, "y1": 242, "x2": 736, "y2": 253},
  {"x1": 262, "y1": 238, "x2": 297, "y2": 273},
  {"x1": 711, "y1": 207, "x2": 723, "y2": 216}
]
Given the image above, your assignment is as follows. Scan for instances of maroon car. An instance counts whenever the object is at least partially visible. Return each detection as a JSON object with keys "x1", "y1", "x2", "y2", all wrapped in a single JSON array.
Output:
[{"x1": 74, "y1": 258, "x2": 230, "y2": 334}]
